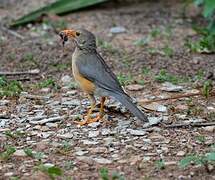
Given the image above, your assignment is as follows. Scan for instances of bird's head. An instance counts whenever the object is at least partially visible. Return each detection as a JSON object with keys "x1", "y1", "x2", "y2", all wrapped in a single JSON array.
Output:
[{"x1": 59, "y1": 29, "x2": 96, "y2": 50}]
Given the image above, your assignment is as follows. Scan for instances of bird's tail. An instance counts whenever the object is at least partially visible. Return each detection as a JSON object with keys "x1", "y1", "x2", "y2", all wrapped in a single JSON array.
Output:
[{"x1": 109, "y1": 92, "x2": 148, "y2": 121}]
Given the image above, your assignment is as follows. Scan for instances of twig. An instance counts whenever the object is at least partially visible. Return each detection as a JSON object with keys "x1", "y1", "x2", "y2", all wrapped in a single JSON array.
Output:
[
  {"x1": 140, "y1": 90, "x2": 215, "y2": 104},
  {"x1": 0, "y1": 26, "x2": 25, "y2": 40},
  {"x1": 165, "y1": 122, "x2": 215, "y2": 128},
  {"x1": 21, "y1": 94, "x2": 51, "y2": 100},
  {"x1": 0, "y1": 69, "x2": 40, "y2": 76}
]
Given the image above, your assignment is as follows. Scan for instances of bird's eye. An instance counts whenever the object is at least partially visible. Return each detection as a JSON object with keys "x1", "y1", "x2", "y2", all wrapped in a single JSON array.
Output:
[{"x1": 76, "y1": 32, "x2": 80, "y2": 36}]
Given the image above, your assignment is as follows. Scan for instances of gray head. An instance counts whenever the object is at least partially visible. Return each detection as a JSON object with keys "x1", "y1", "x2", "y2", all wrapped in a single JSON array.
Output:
[{"x1": 59, "y1": 28, "x2": 96, "y2": 50}]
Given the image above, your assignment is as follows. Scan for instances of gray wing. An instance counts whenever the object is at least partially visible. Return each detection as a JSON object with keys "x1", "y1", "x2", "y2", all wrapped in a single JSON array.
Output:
[{"x1": 76, "y1": 51, "x2": 124, "y2": 94}]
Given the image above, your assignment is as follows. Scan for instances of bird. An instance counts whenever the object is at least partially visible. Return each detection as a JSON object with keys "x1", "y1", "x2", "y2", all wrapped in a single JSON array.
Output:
[{"x1": 59, "y1": 29, "x2": 148, "y2": 125}]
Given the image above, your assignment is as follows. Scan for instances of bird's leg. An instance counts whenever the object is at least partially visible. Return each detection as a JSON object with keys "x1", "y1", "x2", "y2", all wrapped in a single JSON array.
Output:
[
  {"x1": 85, "y1": 96, "x2": 106, "y2": 124},
  {"x1": 99, "y1": 96, "x2": 106, "y2": 118},
  {"x1": 74, "y1": 96, "x2": 106, "y2": 125},
  {"x1": 74, "y1": 95, "x2": 96, "y2": 125}
]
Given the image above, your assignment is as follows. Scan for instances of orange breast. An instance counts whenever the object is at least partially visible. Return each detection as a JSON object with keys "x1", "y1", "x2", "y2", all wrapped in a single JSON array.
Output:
[
  {"x1": 72, "y1": 60, "x2": 95, "y2": 94},
  {"x1": 76, "y1": 73, "x2": 95, "y2": 94}
]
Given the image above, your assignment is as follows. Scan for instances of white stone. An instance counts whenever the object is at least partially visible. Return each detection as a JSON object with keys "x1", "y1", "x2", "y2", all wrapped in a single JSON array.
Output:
[
  {"x1": 177, "y1": 151, "x2": 186, "y2": 156},
  {"x1": 127, "y1": 129, "x2": 146, "y2": 136},
  {"x1": 88, "y1": 130, "x2": 99, "y2": 138},
  {"x1": 61, "y1": 75, "x2": 72, "y2": 85},
  {"x1": 94, "y1": 157, "x2": 112, "y2": 164},
  {"x1": 110, "y1": 26, "x2": 126, "y2": 34}
]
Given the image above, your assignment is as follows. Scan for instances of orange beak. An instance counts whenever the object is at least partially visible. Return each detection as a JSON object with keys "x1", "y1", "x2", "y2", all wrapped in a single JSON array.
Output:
[
  {"x1": 59, "y1": 29, "x2": 78, "y2": 39},
  {"x1": 59, "y1": 29, "x2": 78, "y2": 46}
]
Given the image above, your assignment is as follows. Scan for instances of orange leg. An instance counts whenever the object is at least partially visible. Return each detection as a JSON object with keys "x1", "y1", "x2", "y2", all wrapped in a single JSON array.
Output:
[{"x1": 75, "y1": 96, "x2": 106, "y2": 125}]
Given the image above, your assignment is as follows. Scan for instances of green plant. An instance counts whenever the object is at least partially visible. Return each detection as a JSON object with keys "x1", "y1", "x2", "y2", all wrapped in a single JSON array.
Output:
[
  {"x1": 202, "y1": 80, "x2": 213, "y2": 98},
  {"x1": 155, "y1": 159, "x2": 165, "y2": 170},
  {"x1": 24, "y1": 148, "x2": 34, "y2": 158},
  {"x1": 194, "y1": 69, "x2": 205, "y2": 80},
  {"x1": 63, "y1": 160, "x2": 74, "y2": 170},
  {"x1": 179, "y1": 151, "x2": 215, "y2": 172},
  {"x1": 99, "y1": 168, "x2": 125, "y2": 180},
  {"x1": 0, "y1": 76, "x2": 23, "y2": 97},
  {"x1": 97, "y1": 38, "x2": 117, "y2": 53},
  {"x1": 134, "y1": 36, "x2": 151, "y2": 47},
  {"x1": 161, "y1": 45, "x2": 174, "y2": 57},
  {"x1": 11, "y1": 0, "x2": 109, "y2": 27},
  {"x1": 24, "y1": 148, "x2": 45, "y2": 160},
  {"x1": 61, "y1": 141, "x2": 72, "y2": 152},
  {"x1": 196, "y1": 135, "x2": 206, "y2": 144},
  {"x1": 185, "y1": 0, "x2": 215, "y2": 53},
  {"x1": 155, "y1": 69, "x2": 188, "y2": 84},
  {"x1": 142, "y1": 67, "x2": 151, "y2": 75},
  {"x1": 0, "y1": 146, "x2": 16, "y2": 161},
  {"x1": 5, "y1": 130, "x2": 26, "y2": 139},
  {"x1": 99, "y1": 168, "x2": 109, "y2": 180},
  {"x1": 111, "y1": 172, "x2": 125, "y2": 180},
  {"x1": 36, "y1": 78, "x2": 59, "y2": 89},
  {"x1": 150, "y1": 28, "x2": 161, "y2": 38},
  {"x1": 51, "y1": 63, "x2": 69, "y2": 71},
  {"x1": 34, "y1": 164, "x2": 63, "y2": 180},
  {"x1": 117, "y1": 73, "x2": 133, "y2": 86},
  {"x1": 10, "y1": 177, "x2": 20, "y2": 180}
]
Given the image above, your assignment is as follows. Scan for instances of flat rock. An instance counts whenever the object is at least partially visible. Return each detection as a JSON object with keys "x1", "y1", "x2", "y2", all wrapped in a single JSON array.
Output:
[
  {"x1": 101, "y1": 128, "x2": 112, "y2": 135},
  {"x1": 161, "y1": 82, "x2": 183, "y2": 92},
  {"x1": 126, "y1": 84, "x2": 144, "y2": 91},
  {"x1": 177, "y1": 150, "x2": 186, "y2": 157},
  {"x1": 30, "y1": 116, "x2": 65, "y2": 125},
  {"x1": 77, "y1": 156, "x2": 94, "y2": 164},
  {"x1": 82, "y1": 140, "x2": 99, "y2": 145},
  {"x1": 62, "y1": 99, "x2": 80, "y2": 106},
  {"x1": 88, "y1": 122, "x2": 100, "y2": 128},
  {"x1": 57, "y1": 133, "x2": 73, "y2": 139},
  {"x1": 110, "y1": 26, "x2": 126, "y2": 34},
  {"x1": 88, "y1": 130, "x2": 99, "y2": 138},
  {"x1": 61, "y1": 75, "x2": 72, "y2": 85},
  {"x1": 0, "y1": 100, "x2": 10, "y2": 106},
  {"x1": 203, "y1": 126, "x2": 215, "y2": 132},
  {"x1": 142, "y1": 102, "x2": 167, "y2": 112},
  {"x1": 148, "y1": 117, "x2": 163, "y2": 125},
  {"x1": 127, "y1": 129, "x2": 146, "y2": 136},
  {"x1": 94, "y1": 157, "x2": 112, "y2": 164},
  {"x1": 75, "y1": 150, "x2": 88, "y2": 156}
]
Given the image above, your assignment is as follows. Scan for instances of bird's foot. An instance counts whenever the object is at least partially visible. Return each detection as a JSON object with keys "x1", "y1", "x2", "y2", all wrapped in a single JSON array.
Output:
[{"x1": 74, "y1": 115, "x2": 102, "y2": 126}]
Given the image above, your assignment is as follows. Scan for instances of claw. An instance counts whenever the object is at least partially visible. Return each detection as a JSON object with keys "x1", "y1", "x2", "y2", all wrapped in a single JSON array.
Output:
[{"x1": 74, "y1": 115, "x2": 102, "y2": 126}]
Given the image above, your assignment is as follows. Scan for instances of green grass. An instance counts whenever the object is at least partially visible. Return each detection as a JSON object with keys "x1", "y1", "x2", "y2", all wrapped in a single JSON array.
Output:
[
  {"x1": 99, "y1": 167, "x2": 125, "y2": 180},
  {"x1": 202, "y1": 80, "x2": 213, "y2": 98},
  {"x1": 117, "y1": 73, "x2": 133, "y2": 86},
  {"x1": 142, "y1": 67, "x2": 151, "y2": 75},
  {"x1": 97, "y1": 38, "x2": 117, "y2": 53},
  {"x1": 179, "y1": 148, "x2": 215, "y2": 173},
  {"x1": 24, "y1": 148, "x2": 44, "y2": 160},
  {"x1": 34, "y1": 164, "x2": 63, "y2": 180},
  {"x1": 155, "y1": 159, "x2": 165, "y2": 170},
  {"x1": 5, "y1": 130, "x2": 26, "y2": 139},
  {"x1": 35, "y1": 78, "x2": 59, "y2": 89},
  {"x1": 134, "y1": 36, "x2": 151, "y2": 47},
  {"x1": 0, "y1": 76, "x2": 23, "y2": 97},
  {"x1": 0, "y1": 146, "x2": 16, "y2": 161},
  {"x1": 51, "y1": 63, "x2": 70, "y2": 71},
  {"x1": 196, "y1": 135, "x2": 206, "y2": 144},
  {"x1": 161, "y1": 45, "x2": 174, "y2": 57},
  {"x1": 155, "y1": 69, "x2": 189, "y2": 84},
  {"x1": 150, "y1": 28, "x2": 161, "y2": 38}
]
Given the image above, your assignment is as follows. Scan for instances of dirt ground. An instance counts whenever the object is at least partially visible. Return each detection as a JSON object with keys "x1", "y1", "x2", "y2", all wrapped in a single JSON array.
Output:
[{"x1": 0, "y1": 0, "x2": 215, "y2": 179}]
